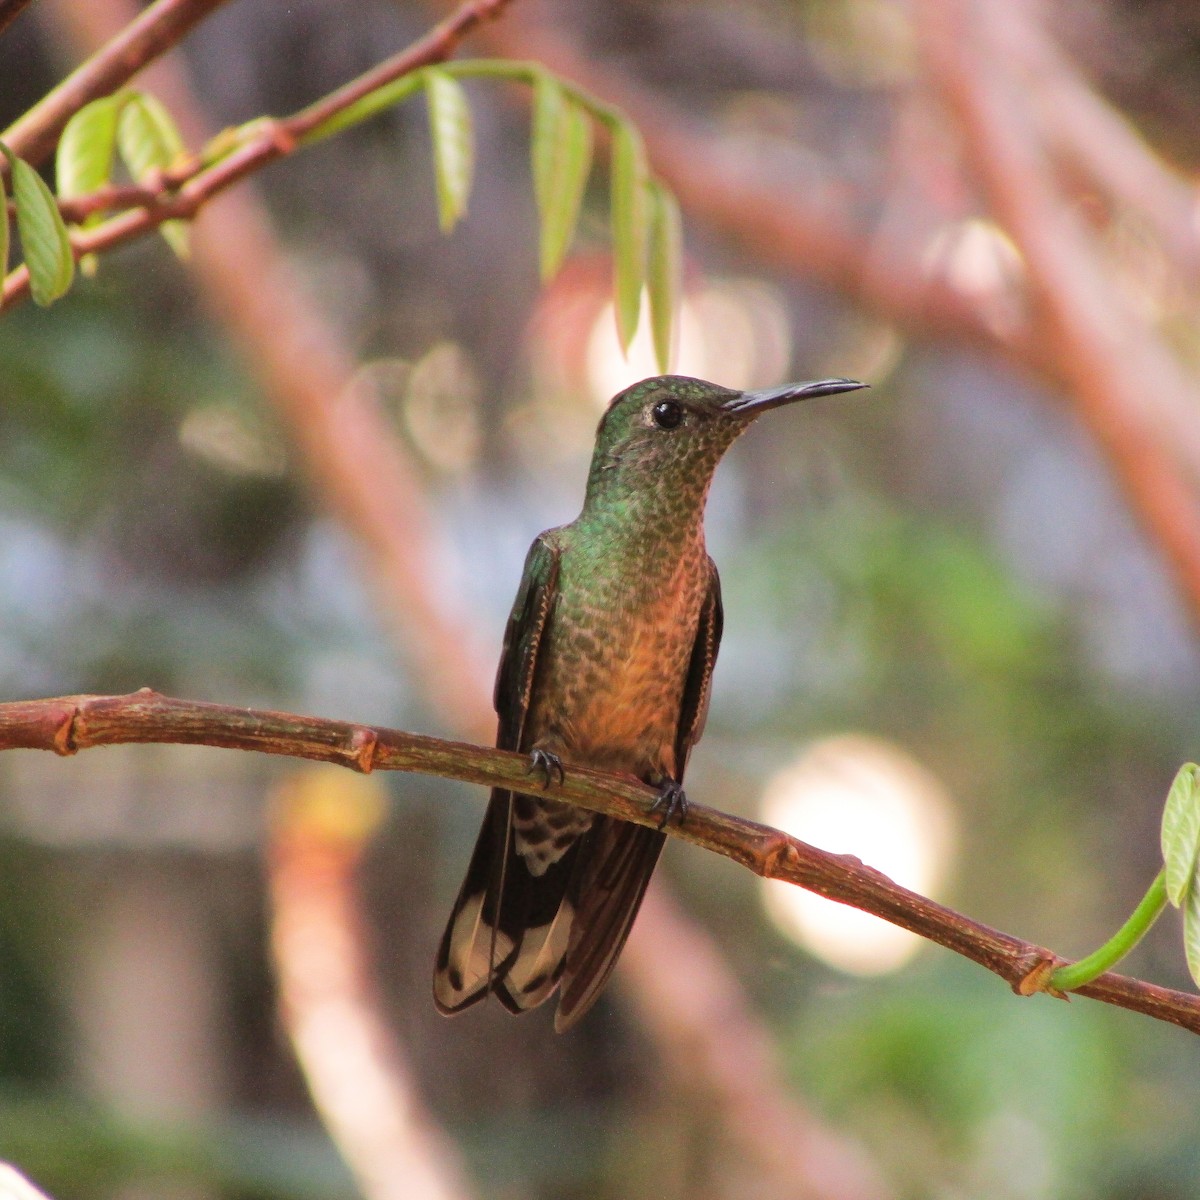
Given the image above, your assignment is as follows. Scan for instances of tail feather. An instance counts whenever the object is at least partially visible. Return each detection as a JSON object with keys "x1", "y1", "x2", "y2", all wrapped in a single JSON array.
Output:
[
  {"x1": 434, "y1": 790, "x2": 664, "y2": 1027},
  {"x1": 434, "y1": 788, "x2": 581, "y2": 1015},
  {"x1": 434, "y1": 791, "x2": 522, "y2": 1013},
  {"x1": 555, "y1": 821, "x2": 665, "y2": 1031}
]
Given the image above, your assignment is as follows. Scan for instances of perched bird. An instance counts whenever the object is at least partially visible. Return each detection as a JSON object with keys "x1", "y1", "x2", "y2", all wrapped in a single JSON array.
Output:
[{"x1": 434, "y1": 373, "x2": 865, "y2": 1031}]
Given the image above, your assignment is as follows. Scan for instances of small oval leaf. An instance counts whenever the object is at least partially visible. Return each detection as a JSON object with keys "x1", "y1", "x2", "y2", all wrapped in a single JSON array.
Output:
[
  {"x1": 1163, "y1": 762, "x2": 1200, "y2": 907},
  {"x1": 10, "y1": 153, "x2": 75, "y2": 305},
  {"x1": 116, "y1": 92, "x2": 190, "y2": 260},
  {"x1": 116, "y1": 91, "x2": 186, "y2": 180},
  {"x1": 538, "y1": 101, "x2": 593, "y2": 281},
  {"x1": 1185, "y1": 876, "x2": 1200, "y2": 987},
  {"x1": 424, "y1": 68, "x2": 474, "y2": 233},
  {"x1": 646, "y1": 179, "x2": 682, "y2": 373},
  {"x1": 609, "y1": 120, "x2": 648, "y2": 352},
  {"x1": 57, "y1": 95, "x2": 120, "y2": 208}
]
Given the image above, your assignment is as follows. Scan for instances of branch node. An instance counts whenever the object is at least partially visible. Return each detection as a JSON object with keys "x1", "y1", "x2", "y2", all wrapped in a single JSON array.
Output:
[
  {"x1": 1013, "y1": 953, "x2": 1066, "y2": 998},
  {"x1": 348, "y1": 727, "x2": 378, "y2": 774},
  {"x1": 50, "y1": 703, "x2": 79, "y2": 757},
  {"x1": 760, "y1": 831, "x2": 800, "y2": 878},
  {"x1": 263, "y1": 118, "x2": 297, "y2": 156}
]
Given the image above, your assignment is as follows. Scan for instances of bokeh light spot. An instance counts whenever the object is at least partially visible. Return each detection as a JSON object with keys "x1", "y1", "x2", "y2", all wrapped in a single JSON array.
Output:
[{"x1": 760, "y1": 734, "x2": 956, "y2": 975}]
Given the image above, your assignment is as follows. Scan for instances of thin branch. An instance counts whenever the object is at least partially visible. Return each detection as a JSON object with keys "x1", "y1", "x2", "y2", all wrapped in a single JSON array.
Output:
[
  {"x1": 3, "y1": 688, "x2": 1199, "y2": 1037},
  {"x1": 1, "y1": 0, "x2": 233, "y2": 167},
  {"x1": 285, "y1": 0, "x2": 515, "y2": 143},
  {"x1": 0, "y1": 0, "x2": 517, "y2": 313}
]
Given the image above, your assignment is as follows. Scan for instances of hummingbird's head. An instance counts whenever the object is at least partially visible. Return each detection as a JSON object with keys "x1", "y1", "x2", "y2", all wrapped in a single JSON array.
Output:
[{"x1": 584, "y1": 374, "x2": 865, "y2": 513}]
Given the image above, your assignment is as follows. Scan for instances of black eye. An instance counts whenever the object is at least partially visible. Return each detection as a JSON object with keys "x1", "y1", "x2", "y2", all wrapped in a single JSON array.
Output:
[{"x1": 652, "y1": 400, "x2": 683, "y2": 429}]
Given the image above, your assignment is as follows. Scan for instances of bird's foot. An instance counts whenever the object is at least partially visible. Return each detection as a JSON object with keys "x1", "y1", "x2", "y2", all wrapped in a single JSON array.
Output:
[
  {"x1": 527, "y1": 748, "x2": 565, "y2": 789},
  {"x1": 650, "y1": 779, "x2": 688, "y2": 830}
]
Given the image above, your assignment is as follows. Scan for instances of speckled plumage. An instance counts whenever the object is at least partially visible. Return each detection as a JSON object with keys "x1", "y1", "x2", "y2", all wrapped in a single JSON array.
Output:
[{"x1": 434, "y1": 372, "x2": 864, "y2": 1030}]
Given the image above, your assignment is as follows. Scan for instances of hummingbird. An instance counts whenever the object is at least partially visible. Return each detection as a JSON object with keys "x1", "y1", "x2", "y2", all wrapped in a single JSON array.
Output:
[{"x1": 434, "y1": 373, "x2": 866, "y2": 1031}]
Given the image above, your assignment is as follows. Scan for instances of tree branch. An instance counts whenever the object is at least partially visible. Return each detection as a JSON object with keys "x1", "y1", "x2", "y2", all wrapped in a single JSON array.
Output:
[
  {"x1": 1, "y1": 0, "x2": 233, "y2": 168},
  {"x1": 283, "y1": 0, "x2": 515, "y2": 143},
  {"x1": 0, "y1": 0, "x2": 517, "y2": 312},
  {"x1": 3, "y1": 688, "x2": 1198, "y2": 1036}
]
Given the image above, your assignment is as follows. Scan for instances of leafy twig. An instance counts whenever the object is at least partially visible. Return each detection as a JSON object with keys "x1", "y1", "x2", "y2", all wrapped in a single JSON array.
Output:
[
  {"x1": 1, "y1": 0, "x2": 233, "y2": 169},
  {"x1": 0, "y1": 0, "x2": 517, "y2": 312},
  {"x1": 4, "y1": 688, "x2": 1200, "y2": 1037}
]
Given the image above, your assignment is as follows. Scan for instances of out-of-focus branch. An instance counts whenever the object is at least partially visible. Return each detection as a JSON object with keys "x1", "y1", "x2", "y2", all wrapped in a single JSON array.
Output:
[
  {"x1": 4, "y1": 689, "x2": 1200, "y2": 1038},
  {"x1": 1009, "y1": 0, "x2": 1200, "y2": 282},
  {"x1": 268, "y1": 769, "x2": 476, "y2": 1200},
  {"x1": 913, "y1": 0, "x2": 1200, "y2": 629},
  {"x1": 2, "y1": 0, "x2": 232, "y2": 167},
  {"x1": 621, "y1": 890, "x2": 890, "y2": 1200}
]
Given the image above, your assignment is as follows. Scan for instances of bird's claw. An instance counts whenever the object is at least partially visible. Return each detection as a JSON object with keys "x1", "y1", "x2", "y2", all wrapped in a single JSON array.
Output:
[
  {"x1": 528, "y1": 748, "x2": 565, "y2": 789},
  {"x1": 650, "y1": 780, "x2": 688, "y2": 830}
]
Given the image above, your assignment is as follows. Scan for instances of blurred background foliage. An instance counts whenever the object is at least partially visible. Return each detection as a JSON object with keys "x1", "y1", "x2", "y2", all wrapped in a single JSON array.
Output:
[{"x1": 1, "y1": 0, "x2": 1200, "y2": 1198}]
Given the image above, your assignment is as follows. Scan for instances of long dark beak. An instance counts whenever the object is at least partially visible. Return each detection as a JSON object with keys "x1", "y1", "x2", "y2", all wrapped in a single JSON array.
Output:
[{"x1": 724, "y1": 377, "x2": 867, "y2": 417}]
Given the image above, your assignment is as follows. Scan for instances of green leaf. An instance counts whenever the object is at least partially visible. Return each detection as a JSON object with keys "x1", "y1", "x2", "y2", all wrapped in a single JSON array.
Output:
[
  {"x1": 424, "y1": 68, "x2": 473, "y2": 233},
  {"x1": 1185, "y1": 875, "x2": 1200, "y2": 988},
  {"x1": 116, "y1": 91, "x2": 190, "y2": 259},
  {"x1": 1162, "y1": 763, "x2": 1200, "y2": 907},
  {"x1": 154, "y1": 213, "x2": 190, "y2": 260},
  {"x1": 3, "y1": 147, "x2": 74, "y2": 306},
  {"x1": 0, "y1": 172, "x2": 8, "y2": 282},
  {"x1": 531, "y1": 73, "x2": 565, "y2": 217},
  {"x1": 609, "y1": 120, "x2": 648, "y2": 352},
  {"x1": 116, "y1": 91, "x2": 185, "y2": 178},
  {"x1": 646, "y1": 179, "x2": 682, "y2": 373},
  {"x1": 56, "y1": 95, "x2": 120, "y2": 205},
  {"x1": 57, "y1": 95, "x2": 122, "y2": 275},
  {"x1": 536, "y1": 99, "x2": 592, "y2": 281}
]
